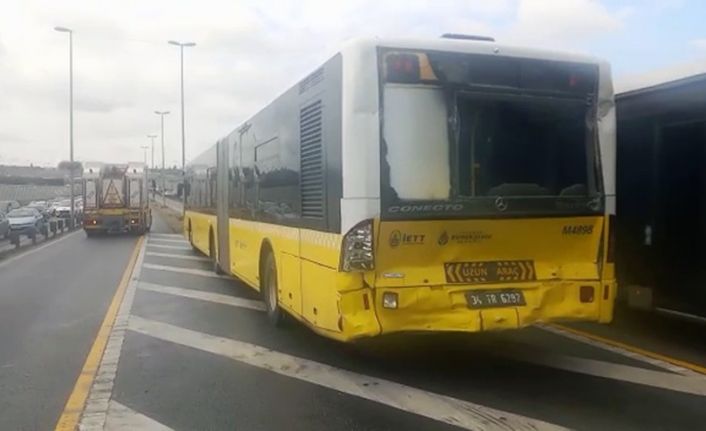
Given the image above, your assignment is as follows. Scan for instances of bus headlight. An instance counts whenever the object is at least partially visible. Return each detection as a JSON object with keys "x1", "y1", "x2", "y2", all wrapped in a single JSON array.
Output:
[{"x1": 340, "y1": 219, "x2": 374, "y2": 272}]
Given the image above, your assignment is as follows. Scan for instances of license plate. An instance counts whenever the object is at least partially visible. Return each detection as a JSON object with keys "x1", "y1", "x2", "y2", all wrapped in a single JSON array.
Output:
[{"x1": 465, "y1": 289, "x2": 526, "y2": 309}]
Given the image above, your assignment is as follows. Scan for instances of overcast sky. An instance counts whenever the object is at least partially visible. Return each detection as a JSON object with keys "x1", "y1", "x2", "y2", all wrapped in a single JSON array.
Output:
[{"x1": 0, "y1": 0, "x2": 704, "y2": 167}]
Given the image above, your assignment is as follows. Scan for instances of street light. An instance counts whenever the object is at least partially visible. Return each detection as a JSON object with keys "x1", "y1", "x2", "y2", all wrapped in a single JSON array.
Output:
[
  {"x1": 168, "y1": 40, "x2": 195, "y2": 214},
  {"x1": 154, "y1": 110, "x2": 170, "y2": 208},
  {"x1": 140, "y1": 145, "x2": 149, "y2": 166},
  {"x1": 54, "y1": 26, "x2": 76, "y2": 228},
  {"x1": 147, "y1": 134, "x2": 157, "y2": 169}
]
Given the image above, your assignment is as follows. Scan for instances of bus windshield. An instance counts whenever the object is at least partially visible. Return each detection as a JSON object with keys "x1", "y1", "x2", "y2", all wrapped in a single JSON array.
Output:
[{"x1": 380, "y1": 50, "x2": 602, "y2": 219}]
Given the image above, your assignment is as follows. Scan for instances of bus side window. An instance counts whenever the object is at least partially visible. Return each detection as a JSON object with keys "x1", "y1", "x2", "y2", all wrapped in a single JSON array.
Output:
[
  {"x1": 234, "y1": 166, "x2": 240, "y2": 210},
  {"x1": 241, "y1": 133, "x2": 257, "y2": 213},
  {"x1": 208, "y1": 167, "x2": 218, "y2": 211},
  {"x1": 230, "y1": 139, "x2": 240, "y2": 213}
]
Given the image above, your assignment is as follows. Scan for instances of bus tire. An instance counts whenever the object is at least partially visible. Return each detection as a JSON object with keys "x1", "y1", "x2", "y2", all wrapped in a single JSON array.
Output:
[{"x1": 262, "y1": 252, "x2": 285, "y2": 327}]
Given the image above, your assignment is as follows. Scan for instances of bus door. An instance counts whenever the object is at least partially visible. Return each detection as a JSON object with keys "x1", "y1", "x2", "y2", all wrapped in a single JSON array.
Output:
[
  {"x1": 655, "y1": 121, "x2": 706, "y2": 314},
  {"x1": 216, "y1": 139, "x2": 231, "y2": 274}
]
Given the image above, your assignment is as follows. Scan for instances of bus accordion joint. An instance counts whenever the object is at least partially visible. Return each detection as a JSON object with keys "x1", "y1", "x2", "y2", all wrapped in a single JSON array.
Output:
[{"x1": 339, "y1": 219, "x2": 374, "y2": 272}]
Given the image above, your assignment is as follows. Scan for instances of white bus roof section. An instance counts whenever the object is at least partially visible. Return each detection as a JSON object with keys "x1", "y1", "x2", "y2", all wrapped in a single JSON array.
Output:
[
  {"x1": 340, "y1": 37, "x2": 606, "y2": 67},
  {"x1": 126, "y1": 162, "x2": 146, "y2": 177},
  {"x1": 83, "y1": 162, "x2": 104, "y2": 179},
  {"x1": 615, "y1": 59, "x2": 706, "y2": 96}
]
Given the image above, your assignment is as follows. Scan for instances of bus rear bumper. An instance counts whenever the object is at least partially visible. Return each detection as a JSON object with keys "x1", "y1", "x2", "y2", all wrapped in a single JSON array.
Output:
[{"x1": 367, "y1": 280, "x2": 616, "y2": 335}]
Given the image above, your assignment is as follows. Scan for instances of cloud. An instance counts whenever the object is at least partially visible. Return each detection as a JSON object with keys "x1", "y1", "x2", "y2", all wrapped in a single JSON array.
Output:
[
  {"x1": 0, "y1": 0, "x2": 678, "y2": 167},
  {"x1": 0, "y1": 132, "x2": 28, "y2": 143},
  {"x1": 691, "y1": 38, "x2": 706, "y2": 50},
  {"x1": 505, "y1": 0, "x2": 627, "y2": 48}
]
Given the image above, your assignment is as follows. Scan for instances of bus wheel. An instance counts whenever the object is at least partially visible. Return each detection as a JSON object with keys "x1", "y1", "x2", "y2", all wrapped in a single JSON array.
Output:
[{"x1": 262, "y1": 252, "x2": 285, "y2": 327}]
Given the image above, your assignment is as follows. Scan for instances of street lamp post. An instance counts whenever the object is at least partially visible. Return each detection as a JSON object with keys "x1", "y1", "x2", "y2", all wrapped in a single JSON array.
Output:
[
  {"x1": 154, "y1": 110, "x2": 170, "y2": 208},
  {"x1": 54, "y1": 26, "x2": 75, "y2": 228},
  {"x1": 168, "y1": 40, "x2": 195, "y2": 215},
  {"x1": 140, "y1": 145, "x2": 149, "y2": 166},
  {"x1": 147, "y1": 134, "x2": 157, "y2": 169}
]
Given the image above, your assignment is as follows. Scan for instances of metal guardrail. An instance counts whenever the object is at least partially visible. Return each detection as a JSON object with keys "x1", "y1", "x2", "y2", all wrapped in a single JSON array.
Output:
[{"x1": 0, "y1": 216, "x2": 80, "y2": 256}]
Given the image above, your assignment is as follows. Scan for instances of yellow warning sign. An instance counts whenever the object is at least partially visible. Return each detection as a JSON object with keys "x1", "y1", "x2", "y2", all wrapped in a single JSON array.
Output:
[
  {"x1": 444, "y1": 260, "x2": 536, "y2": 284},
  {"x1": 102, "y1": 180, "x2": 123, "y2": 206}
]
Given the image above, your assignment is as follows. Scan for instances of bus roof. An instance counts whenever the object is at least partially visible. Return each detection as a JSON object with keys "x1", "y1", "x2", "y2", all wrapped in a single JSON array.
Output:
[
  {"x1": 341, "y1": 36, "x2": 606, "y2": 67},
  {"x1": 615, "y1": 59, "x2": 706, "y2": 97}
]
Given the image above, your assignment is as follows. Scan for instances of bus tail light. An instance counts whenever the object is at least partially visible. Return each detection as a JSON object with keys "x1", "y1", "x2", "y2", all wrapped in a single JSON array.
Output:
[{"x1": 340, "y1": 219, "x2": 374, "y2": 272}]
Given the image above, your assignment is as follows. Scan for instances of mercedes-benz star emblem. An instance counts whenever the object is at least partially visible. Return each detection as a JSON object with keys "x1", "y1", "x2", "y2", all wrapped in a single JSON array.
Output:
[{"x1": 495, "y1": 196, "x2": 508, "y2": 212}]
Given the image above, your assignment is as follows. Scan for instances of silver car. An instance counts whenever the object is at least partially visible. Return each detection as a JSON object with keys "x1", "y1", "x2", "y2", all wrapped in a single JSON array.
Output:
[{"x1": 6, "y1": 208, "x2": 44, "y2": 234}]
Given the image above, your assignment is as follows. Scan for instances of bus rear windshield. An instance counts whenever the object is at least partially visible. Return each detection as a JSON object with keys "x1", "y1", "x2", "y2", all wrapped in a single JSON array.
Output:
[
  {"x1": 456, "y1": 93, "x2": 593, "y2": 199},
  {"x1": 380, "y1": 52, "x2": 601, "y2": 218}
]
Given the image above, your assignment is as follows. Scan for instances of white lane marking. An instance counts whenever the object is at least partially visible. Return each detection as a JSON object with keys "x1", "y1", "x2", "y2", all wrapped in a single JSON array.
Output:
[
  {"x1": 656, "y1": 307, "x2": 706, "y2": 325},
  {"x1": 142, "y1": 263, "x2": 230, "y2": 280},
  {"x1": 128, "y1": 316, "x2": 565, "y2": 431},
  {"x1": 145, "y1": 243, "x2": 192, "y2": 251},
  {"x1": 538, "y1": 324, "x2": 704, "y2": 378},
  {"x1": 138, "y1": 281, "x2": 266, "y2": 312},
  {"x1": 79, "y1": 238, "x2": 147, "y2": 430},
  {"x1": 148, "y1": 238, "x2": 188, "y2": 245},
  {"x1": 0, "y1": 229, "x2": 82, "y2": 269},
  {"x1": 497, "y1": 346, "x2": 706, "y2": 397},
  {"x1": 145, "y1": 251, "x2": 208, "y2": 262},
  {"x1": 149, "y1": 233, "x2": 182, "y2": 238},
  {"x1": 105, "y1": 400, "x2": 174, "y2": 431}
]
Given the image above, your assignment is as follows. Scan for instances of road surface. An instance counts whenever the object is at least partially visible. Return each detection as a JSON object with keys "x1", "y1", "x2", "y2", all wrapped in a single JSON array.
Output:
[
  {"x1": 0, "y1": 230, "x2": 138, "y2": 430},
  {"x1": 0, "y1": 213, "x2": 704, "y2": 430}
]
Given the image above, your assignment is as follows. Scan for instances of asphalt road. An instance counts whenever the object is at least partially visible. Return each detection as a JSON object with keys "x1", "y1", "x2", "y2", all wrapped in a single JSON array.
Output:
[
  {"x1": 0, "y1": 229, "x2": 138, "y2": 430},
  {"x1": 1, "y1": 212, "x2": 706, "y2": 430}
]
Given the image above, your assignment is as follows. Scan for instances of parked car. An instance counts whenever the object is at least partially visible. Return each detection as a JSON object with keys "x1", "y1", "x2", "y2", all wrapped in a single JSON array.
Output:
[
  {"x1": 26, "y1": 202, "x2": 51, "y2": 220},
  {"x1": 28, "y1": 200, "x2": 48, "y2": 208},
  {"x1": 0, "y1": 212, "x2": 9, "y2": 239},
  {"x1": 53, "y1": 200, "x2": 73, "y2": 219},
  {"x1": 48, "y1": 199, "x2": 64, "y2": 213},
  {"x1": 0, "y1": 200, "x2": 21, "y2": 214},
  {"x1": 7, "y1": 208, "x2": 44, "y2": 235}
]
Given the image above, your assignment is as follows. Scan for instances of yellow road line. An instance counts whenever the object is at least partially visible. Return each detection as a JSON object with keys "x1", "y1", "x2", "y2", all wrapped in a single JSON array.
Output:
[
  {"x1": 552, "y1": 323, "x2": 706, "y2": 376},
  {"x1": 54, "y1": 236, "x2": 144, "y2": 431}
]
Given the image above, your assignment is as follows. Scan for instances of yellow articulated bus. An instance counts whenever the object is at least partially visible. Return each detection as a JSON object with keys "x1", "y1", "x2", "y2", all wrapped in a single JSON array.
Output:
[{"x1": 184, "y1": 36, "x2": 617, "y2": 341}]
